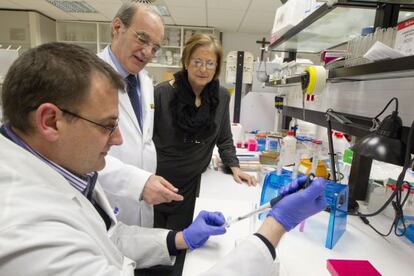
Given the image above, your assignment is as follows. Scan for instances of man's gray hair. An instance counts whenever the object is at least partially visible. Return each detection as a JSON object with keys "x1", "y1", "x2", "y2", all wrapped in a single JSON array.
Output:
[{"x1": 113, "y1": 1, "x2": 163, "y2": 27}]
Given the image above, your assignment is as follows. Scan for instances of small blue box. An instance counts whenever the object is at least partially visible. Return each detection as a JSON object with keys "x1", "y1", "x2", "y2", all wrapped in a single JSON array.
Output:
[
  {"x1": 405, "y1": 224, "x2": 414, "y2": 243},
  {"x1": 259, "y1": 169, "x2": 293, "y2": 220}
]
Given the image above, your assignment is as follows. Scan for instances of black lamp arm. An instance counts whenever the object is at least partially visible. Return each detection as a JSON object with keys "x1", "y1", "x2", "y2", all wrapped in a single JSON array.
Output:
[
  {"x1": 326, "y1": 109, "x2": 376, "y2": 131},
  {"x1": 325, "y1": 109, "x2": 374, "y2": 183},
  {"x1": 325, "y1": 113, "x2": 337, "y2": 183},
  {"x1": 373, "y1": 97, "x2": 398, "y2": 122}
]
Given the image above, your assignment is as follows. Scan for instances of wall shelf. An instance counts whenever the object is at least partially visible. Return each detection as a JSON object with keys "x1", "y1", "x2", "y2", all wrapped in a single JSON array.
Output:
[
  {"x1": 264, "y1": 53, "x2": 414, "y2": 88},
  {"x1": 282, "y1": 106, "x2": 372, "y2": 137},
  {"x1": 272, "y1": 1, "x2": 414, "y2": 206},
  {"x1": 282, "y1": 106, "x2": 414, "y2": 153},
  {"x1": 147, "y1": 63, "x2": 180, "y2": 68},
  {"x1": 162, "y1": 46, "x2": 181, "y2": 49},
  {"x1": 328, "y1": 55, "x2": 414, "y2": 81},
  {"x1": 269, "y1": 0, "x2": 414, "y2": 53}
]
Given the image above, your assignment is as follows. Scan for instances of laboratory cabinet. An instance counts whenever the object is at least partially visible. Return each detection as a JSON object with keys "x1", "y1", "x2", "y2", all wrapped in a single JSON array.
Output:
[
  {"x1": 0, "y1": 10, "x2": 56, "y2": 53},
  {"x1": 145, "y1": 25, "x2": 215, "y2": 84},
  {"x1": 56, "y1": 21, "x2": 214, "y2": 65},
  {"x1": 56, "y1": 21, "x2": 110, "y2": 54},
  {"x1": 148, "y1": 25, "x2": 215, "y2": 68}
]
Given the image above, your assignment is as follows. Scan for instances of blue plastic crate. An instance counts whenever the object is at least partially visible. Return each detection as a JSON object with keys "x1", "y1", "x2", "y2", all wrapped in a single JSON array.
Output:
[{"x1": 259, "y1": 170, "x2": 348, "y2": 249}]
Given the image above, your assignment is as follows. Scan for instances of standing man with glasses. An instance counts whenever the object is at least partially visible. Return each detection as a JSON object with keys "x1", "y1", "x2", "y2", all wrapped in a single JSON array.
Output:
[{"x1": 98, "y1": 2, "x2": 183, "y2": 228}]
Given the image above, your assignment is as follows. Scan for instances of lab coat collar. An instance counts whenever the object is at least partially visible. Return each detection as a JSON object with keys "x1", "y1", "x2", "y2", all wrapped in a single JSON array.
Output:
[
  {"x1": 0, "y1": 133, "x2": 117, "y2": 230},
  {"x1": 107, "y1": 46, "x2": 129, "y2": 79},
  {"x1": 99, "y1": 46, "x2": 152, "y2": 136}
]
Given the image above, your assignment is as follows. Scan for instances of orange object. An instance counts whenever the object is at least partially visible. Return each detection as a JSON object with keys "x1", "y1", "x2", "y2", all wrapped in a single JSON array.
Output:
[{"x1": 297, "y1": 159, "x2": 329, "y2": 179}]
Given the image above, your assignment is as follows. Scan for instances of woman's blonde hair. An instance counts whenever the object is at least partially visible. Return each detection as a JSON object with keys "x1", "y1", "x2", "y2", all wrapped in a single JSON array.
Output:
[{"x1": 181, "y1": 33, "x2": 223, "y2": 80}]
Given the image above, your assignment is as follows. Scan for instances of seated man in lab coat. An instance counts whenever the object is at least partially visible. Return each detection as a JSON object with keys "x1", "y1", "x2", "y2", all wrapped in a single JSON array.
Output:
[{"x1": 0, "y1": 42, "x2": 327, "y2": 275}]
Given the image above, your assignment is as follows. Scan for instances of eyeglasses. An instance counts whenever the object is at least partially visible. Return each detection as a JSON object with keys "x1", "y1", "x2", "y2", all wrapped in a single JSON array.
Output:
[
  {"x1": 129, "y1": 29, "x2": 161, "y2": 56},
  {"x1": 190, "y1": 58, "x2": 217, "y2": 70},
  {"x1": 58, "y1": 107, "x2": 119, "y2": 136}
]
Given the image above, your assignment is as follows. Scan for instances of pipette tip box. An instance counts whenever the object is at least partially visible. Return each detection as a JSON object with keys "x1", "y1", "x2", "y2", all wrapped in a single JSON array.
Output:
[{"x1": 327, "y1": 259, "x2": 381, "y2": 276}]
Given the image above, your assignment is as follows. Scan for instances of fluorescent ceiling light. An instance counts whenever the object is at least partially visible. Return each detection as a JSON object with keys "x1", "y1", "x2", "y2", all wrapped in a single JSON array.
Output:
[
  {"x1": 154, "y1": 5, "x2": 170, "y2": 17},
  {"x1": 46, "y1": 0, "x2": 98, "y2": 13},
  {"x1": 134, "y1": 0, "x2": 156, "y2": 3}
]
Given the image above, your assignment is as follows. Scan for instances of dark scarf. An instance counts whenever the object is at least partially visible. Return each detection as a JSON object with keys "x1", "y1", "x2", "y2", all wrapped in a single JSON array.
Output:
[{"x1": 170, "y1": 70, "x2": 219, "y2": 142}]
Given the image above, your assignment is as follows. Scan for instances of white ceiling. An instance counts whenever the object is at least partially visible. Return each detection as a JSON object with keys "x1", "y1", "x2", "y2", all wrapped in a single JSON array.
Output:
[{"x1": 0, "y1": 0, "x2": 282, "y2": 33}]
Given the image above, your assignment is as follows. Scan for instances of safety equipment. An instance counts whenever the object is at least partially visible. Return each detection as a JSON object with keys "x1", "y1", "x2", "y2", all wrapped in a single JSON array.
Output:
[
  {"x1": 183, "y1": 211, "x2": 226, "y2": 250},
  {"x1": 268, "y1": 177, "x2": 327, "y2": 231}
]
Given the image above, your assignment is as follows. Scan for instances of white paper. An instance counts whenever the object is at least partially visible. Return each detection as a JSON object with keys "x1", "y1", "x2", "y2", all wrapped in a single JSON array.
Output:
[{"x1": 363, "y1": 41, "x2": 406, "y2": 61}]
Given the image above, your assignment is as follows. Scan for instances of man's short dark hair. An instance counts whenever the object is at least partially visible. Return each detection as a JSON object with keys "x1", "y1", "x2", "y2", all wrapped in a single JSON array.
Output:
[{"x1": 1, "y1": 42, "x2": 124, "y2": 133}]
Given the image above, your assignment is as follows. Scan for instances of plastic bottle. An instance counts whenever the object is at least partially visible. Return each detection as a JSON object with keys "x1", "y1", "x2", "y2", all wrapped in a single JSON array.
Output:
[
  {"x1": 247, "y1": 139, "x2": 257, "y2": 152},
  {"x1": 310, "y1": 139, "x2": 322, "y2": 175},
  {"x1": 230, "y1": 123, "x2": 244, "y2": 148},
  {"x1": 332, "y1": 132, "x2": 351, "y2": 182},
  {"x1": 332, "y1": 132, "x2": 351, "y2": 161},
  {"x1": 266, "y1": 135, "x2": 279, "y2": 152},
  {"x1": 256, "y1": 133, "x2": 267, "y2": 152},
  {"x1": 296, "y1": 135, "x2": 313, "y2": 159},
  {"x1": 280, "y1": 130, "x2": 297, "y2": 166}
]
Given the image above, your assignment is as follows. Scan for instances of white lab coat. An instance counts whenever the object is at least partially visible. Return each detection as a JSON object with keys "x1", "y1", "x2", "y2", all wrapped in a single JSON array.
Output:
[
  {"x1": 0, "y1": 135, "x2": 174, "y2": 276},
  {"x1": 0, "y1": 135, "x2": 278, "y2": 275},
  {"x1": 97, "y1": 46, "x2": 156, "y2": 227}
]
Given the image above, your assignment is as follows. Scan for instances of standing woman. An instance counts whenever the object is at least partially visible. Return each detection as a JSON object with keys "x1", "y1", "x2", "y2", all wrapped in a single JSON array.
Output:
[{"x1": 153, "y1": 33, "x2": 256, "y2": 230}]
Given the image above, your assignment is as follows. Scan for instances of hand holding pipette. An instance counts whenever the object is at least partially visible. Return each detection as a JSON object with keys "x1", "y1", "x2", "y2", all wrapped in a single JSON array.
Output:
[
  {"x1": 225, "y1": 174, "x2": 315, "y2": 227},
  {"x1": 268, "y1": 175, "x2": 327, "y2": 231}
]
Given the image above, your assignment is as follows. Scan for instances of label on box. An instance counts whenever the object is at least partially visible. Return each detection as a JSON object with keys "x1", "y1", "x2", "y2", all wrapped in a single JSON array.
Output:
[{"x1": 395, "y1": 18, "x2": 414, "y2": 56}]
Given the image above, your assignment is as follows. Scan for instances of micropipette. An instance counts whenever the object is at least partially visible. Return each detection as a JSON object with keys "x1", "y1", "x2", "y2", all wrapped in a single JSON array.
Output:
[{"x1": 225, "y1": 174, "x2": 315, "y2": 227}]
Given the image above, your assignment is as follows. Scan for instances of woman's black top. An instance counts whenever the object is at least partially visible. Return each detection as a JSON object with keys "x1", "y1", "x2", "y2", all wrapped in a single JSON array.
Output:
[{"x1": 153, "y1": 73, "x2": 239, "y2": 204}]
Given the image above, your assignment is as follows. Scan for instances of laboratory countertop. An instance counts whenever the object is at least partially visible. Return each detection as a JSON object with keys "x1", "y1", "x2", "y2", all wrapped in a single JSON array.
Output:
[
  {"x1": 183, "y1": 168, "x2": 414, "y2": 276},
  {"x1": 198, "y1": 168, "x2": 262, "y2": 202},
  {"x1": 277, "y1": 208, "x2": 414, "y2": 276}
]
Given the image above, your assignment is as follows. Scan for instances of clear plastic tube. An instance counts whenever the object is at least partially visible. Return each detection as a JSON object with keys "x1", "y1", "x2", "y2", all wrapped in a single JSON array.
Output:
[{"x1": 310, "y1": 139, "x2": 322, "y2": 175}]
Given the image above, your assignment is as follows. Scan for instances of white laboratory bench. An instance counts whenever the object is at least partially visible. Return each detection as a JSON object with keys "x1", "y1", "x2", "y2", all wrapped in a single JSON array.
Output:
[{"x1": 183, "y1": 168, "x2": 414, "y2": 276}]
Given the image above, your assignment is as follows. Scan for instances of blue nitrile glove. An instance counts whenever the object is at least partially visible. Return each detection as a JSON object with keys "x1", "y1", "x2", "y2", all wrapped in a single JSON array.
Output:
[
  {"x1": 278, "y1": 176, "x2": 309, "y2": 197},
  {"x1": 268, "y1": 177, "x2": 327, "y2": 231},
  {"x1": 182, "y1": 210, "x2": 226, "y2": 250}
]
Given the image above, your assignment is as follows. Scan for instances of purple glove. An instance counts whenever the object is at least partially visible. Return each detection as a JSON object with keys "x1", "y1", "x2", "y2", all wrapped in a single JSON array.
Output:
[
  {"x1": 278, "y1": 176, "x2": 309, "y2": 197},
  {"x1": 183, "y1": 210, "x2": 226, "y2": 250},
  {"x1": 268, "y1": 177, "x2": 327, "y2": 231}
]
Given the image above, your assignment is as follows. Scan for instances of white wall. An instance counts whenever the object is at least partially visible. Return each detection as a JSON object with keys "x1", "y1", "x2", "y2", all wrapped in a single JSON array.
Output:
[
  {"x1": 220, "y1": 31, "x2": 268, "y2": 87},
  {"x1": 0, "y1": 10, "x2": 31, "y2": 51},
  {"x1": 38, "y1": 13, "x2": 57, "y2": 44},
  {"x1": 0, "y1": 10, "x2": 56, "y2": 52},
  {"x1": 29, "y1": 12, "x2": 57, "y2": 47},
  {"x1": 283, "y1": 76, "x2": 414, "y2": 128}
]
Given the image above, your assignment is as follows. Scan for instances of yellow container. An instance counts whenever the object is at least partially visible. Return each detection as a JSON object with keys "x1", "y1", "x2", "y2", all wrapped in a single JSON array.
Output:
[{"x1": 297, "y1": 159, "x2": 329, "y2": 179}]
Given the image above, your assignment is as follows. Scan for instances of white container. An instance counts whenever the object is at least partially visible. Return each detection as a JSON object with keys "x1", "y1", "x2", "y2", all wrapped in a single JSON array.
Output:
[
  {"x1": 332, "y1": 132, "x2": 351, "y2": 182},
  {"x1": 332, "y1": 132, "x2": 351, "y2": 161},
  {"x1": 230, "y1": 123, "x2": 244, "y2": 147},
  {"x1": 281, "y1": 130, "x2": 297, "y2": 166},
  {"x1": 295, "y1": 119, "x2": 318, "y2": 137}
]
